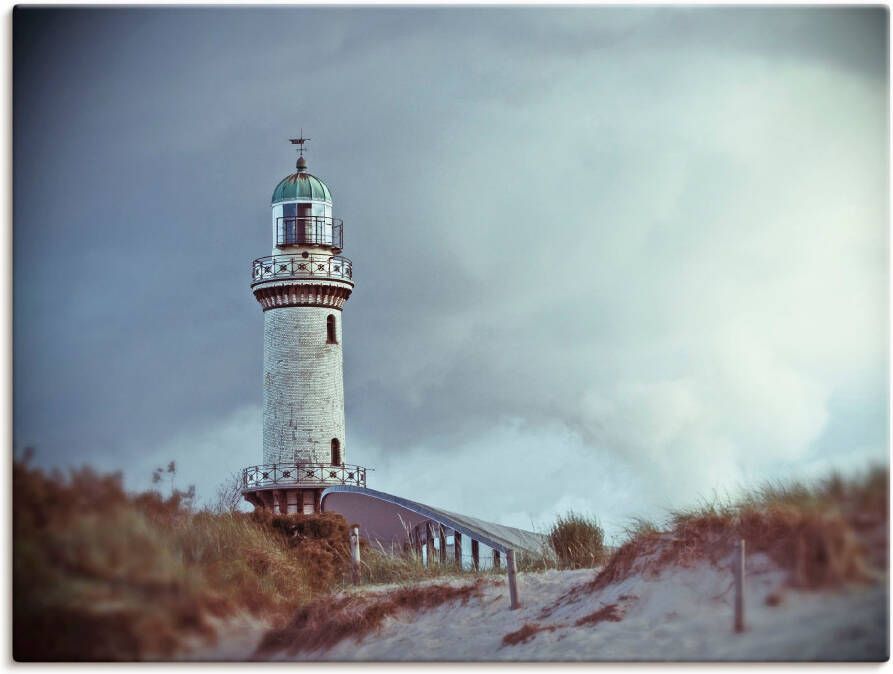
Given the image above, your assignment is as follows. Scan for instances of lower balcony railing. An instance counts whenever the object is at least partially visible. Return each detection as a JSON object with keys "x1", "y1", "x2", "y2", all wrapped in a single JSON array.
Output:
[
  {"x1": 242, "y1": 462, "x2": 367, "y2": 490},
  {"x1": 251, "y1": 254, "x2": 353, "y2": 285}
]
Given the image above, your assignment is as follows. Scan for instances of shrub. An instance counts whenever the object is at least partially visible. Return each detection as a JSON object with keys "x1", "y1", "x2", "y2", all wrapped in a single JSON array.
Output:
[
  {"x1": 252, "y1": 510, "x2": 353, "y2": 588},
  {"x1": 548, "y1": 512, "x2": 606, "y2": 569},
  {"x1": 12, "y1": 455, "x2": 351, "y2": 661}
]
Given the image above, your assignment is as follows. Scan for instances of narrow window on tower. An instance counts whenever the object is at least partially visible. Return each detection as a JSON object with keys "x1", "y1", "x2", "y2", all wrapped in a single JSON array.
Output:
[
  {"x1": 331, "y1": 438, "x2": 342, "y2": 466},
  {"x1": 326, "y1": 314, "x2": 337, "y2": 344}
]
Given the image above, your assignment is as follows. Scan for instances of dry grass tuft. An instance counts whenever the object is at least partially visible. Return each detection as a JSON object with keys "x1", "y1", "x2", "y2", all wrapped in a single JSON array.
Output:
[
  {"x1": 359, "y1": 544, "x2": 493, "y2": 585},
  {"x1": 549, "y1": 511, "x2": 607, "y2": 569},
  {"x1": 13, "y1": 455, "x2": 351, "y2": 661},
  {"x1": 507, "y1": 600, "x2": 628, "y2": 646},
  {"x1": 765, "y1": 590, "x2": 784, "y2": 607},
  {"x1": 256, "y1": 579, "x2": 490, "y2": 656},
  {"x1": 574, "y1": 602, "x2": 623, "y2": 627},
  {"x1": 501, "y1": 622, "x2": 558, "y2": 646},
  {"x1": 589, "y1": 465, "x2": 888, "y2": 592}
]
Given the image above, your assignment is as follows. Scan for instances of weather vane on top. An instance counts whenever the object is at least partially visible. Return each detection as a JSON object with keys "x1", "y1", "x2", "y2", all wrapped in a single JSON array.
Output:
[{"x1": 289, "y1": 129, "x2": 311, "y2": 157}]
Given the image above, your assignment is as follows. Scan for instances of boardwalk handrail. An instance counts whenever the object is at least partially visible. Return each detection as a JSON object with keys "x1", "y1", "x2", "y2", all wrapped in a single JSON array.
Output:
[
  {"x1": 321, "y1": 485, "x2": 537, "y2": 609},
  {"x1": 320, "y1": 485, "x2": 535, "y2": 554}
]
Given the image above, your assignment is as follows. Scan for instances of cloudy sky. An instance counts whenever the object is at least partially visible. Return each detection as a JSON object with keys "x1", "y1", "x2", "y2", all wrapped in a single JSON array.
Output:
[{"x1": 14, "y1": 7, "x2": 888, "y2": 539}]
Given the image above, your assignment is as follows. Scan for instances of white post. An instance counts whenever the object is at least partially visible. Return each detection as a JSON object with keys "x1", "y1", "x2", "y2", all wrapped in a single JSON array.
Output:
[
  {"x1": 734, "y1": 538, "x2": 745, "y2": 633},
  {"x1": 350, "y1": 525, "x2": 361, "y2": 585},
  {"x1": 506, "y1": 549, "x2": 520, "y2": 610}
]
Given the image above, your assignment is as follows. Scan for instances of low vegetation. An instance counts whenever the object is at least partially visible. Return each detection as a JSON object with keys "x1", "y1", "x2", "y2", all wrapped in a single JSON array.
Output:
[
  {"x1": 548, "y1": 511, "x2": 607, "y2": 569},
  {"x1": 590, "y1": 465, "x2": 888, "y2": 592},
  {"x1": 256, "y1": 579, "x2": 490, "y2": 656},
  {"x1": 501, "y1": 622, "x2": 558, "y2": 646},
  {"x1": 14, "y1": 448, "x2": 887, "y2": 660},
  {"x1": 12, "y1": 453, "x2": 488, "y2": 661},
  {"x1": 13, "y1": 453, "x2": 358, "y2": 660},
  {"x1": 574, "y1": 602, "x2": 624, "y2": 626},
  {"x1": 359, "y1": 544, "x2": 496, "y2": 584}
]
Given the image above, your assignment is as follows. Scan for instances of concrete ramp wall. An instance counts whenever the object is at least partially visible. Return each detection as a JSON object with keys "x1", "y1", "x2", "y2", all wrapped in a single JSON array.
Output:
[{"x1": 320, "y1": 485, "x2": 549, "y2": 557}]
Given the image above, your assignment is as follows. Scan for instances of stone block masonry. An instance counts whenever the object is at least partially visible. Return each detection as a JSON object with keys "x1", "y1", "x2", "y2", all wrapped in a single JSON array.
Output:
[{"x1": 263, "y1": 305, "x2": 346, "y2": 465}]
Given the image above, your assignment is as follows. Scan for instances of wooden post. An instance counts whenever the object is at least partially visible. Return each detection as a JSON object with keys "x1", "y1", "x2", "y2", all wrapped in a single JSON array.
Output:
[
  {"x1": 454, "y1": 532, "x2": 463, "y2": 569},
  {"x1": 493, "y1": 548, "x2": 501, "y2": 570},
  {"x1": 272, "y1": 490, "x2": 282, "y2": 514},
  {"x1": 244, "y1": 491, "x2": 263, "y2": 510},
  {"x1": 439, "y1": 527, "x2": 447, "y2": 565},
  {"x1": 259, "y1": 490, "x2": 275, "y2": 512},
  {"x1": 471, "y1": 539, "x2": 480, "y2": 571},
  {"x1": 350, "y1": 525, "x2": 361, "y2": 585},
  {"x1": 506, "y1": 549, "x2": 520, "y2": 609},
  {"x1": 425, "y1": 522, "x2": 435, "y2": 568},
  {"x1": 734, "y1": 538, "x2": 745, "y2": 633}
]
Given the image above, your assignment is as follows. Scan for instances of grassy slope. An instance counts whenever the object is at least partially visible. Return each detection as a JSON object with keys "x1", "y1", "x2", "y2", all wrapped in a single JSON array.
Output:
[
  {"x1": 591, "y1": 465, "x2": 888, "y2": 593},
  {"x1": 13, "y1": 455, "x2": 887, "y2": 661},
  {"x1": 12, "y1": 456, "x2": 490, "y2": 661},
  {"x1": 250, "y1": 466, "x2": 888, "y2": 659}
]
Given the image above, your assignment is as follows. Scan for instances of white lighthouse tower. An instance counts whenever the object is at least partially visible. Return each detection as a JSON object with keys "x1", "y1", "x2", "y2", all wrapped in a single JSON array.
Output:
[
  {"x1": 242, "y1": 136, "x2": 367, "y2": 515},
  {"x1": 237, "y1": 138, "x2": 546, "y2": 596}
]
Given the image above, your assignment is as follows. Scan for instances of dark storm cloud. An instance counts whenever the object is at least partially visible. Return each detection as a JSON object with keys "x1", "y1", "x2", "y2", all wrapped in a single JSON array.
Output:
[{"x1": 13, "y1": 7, "x2": 888, "y2": 524}]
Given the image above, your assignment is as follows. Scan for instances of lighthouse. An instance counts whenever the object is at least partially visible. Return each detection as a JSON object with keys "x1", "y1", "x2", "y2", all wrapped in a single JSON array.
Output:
[
  {"x1": 242, "y1": 136, "x2": 367, "y2": 515},
  {"x1": 238, "y1": 138, "x2": 546, "y2": 596}
]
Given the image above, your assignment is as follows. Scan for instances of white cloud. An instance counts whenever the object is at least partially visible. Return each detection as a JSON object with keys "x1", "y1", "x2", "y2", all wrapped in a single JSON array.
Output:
[
  {"x1": 355, "y1": 419, "x2": 646, "y2": 541},
  {"x1": 344, "y1": 50, "x2": 887, "y2": 525},
  {"x1": 18, "y1": 10, "x2": 885, "y2": 535}
]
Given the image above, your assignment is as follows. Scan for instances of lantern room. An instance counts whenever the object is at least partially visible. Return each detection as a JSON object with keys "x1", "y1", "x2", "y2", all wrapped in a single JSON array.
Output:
[{"x1": 271, "y1": 154, "x2": 342, "y2": 253}]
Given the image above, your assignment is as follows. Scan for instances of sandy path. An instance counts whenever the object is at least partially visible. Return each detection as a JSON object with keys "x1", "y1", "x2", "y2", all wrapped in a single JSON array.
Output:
[{"x1": 183, "y1": 562, "x2": 888, "y2": 661}]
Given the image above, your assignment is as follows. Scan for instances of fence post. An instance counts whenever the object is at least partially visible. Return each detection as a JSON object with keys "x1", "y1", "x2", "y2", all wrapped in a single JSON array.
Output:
[
  {"x1": 734, "y1": 538, "x2": 745, "y2": 633},
  {"x1": 454, "y1": 532, "x2": 463, "y2": 568},
  {"x1": 350, "y1": 525, "x2": 361, "y2": 585},
  {"x1": 471, "y1": 539, "x2": 480, "y2": 571},
  {"x1": 506, "y1": 549, "x2": 520, "y2": 610}
]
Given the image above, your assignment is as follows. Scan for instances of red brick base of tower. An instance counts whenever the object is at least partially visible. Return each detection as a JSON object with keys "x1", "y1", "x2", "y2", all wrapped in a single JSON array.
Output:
[{"x1": 243, "y1": 487, "x2": 324, "y2": 514}]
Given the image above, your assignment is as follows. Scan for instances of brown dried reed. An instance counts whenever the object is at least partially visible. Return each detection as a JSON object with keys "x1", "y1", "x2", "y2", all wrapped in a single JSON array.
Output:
[
  {"x1": 501, "y1": 622, "x2": 559, "y2": 646},
  {"x1": 13, "y1": 456, "x2": 350, "y2": 661},
  {"x1": 255, "y1": 579, "x2": 489, "y2": 656},
  {"x1": 590, "y1": 466, "x2": 888, "y2": 592}
]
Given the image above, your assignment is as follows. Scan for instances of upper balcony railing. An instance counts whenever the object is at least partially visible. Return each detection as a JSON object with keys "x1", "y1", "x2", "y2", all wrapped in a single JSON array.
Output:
[
  {"x1": 241, "y1": 462, "x2": 368, "y2": 490},
  {"x1": 252, "y1": 253, "x2": 353, "y2": 285},
  {"x1": 276, "y1": 216, "x2": 343, "y2": 251}
]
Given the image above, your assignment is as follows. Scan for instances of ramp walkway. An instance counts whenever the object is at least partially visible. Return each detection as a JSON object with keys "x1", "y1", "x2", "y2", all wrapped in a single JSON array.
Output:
[{"x1": 320, "y1": 485, "x2": 549, "y2": 560}]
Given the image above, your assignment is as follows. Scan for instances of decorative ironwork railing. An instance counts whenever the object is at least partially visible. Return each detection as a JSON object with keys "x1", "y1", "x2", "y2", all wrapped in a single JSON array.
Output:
[
  {"x1": 241, "y1": 462, "x2": 368, "y2": 490},
  {"x1": 251, "y1": 254, "x2": 353, "y2": 285},
  {"x1": 276, "y1": 216, "x2": 343, "y2": 250}
]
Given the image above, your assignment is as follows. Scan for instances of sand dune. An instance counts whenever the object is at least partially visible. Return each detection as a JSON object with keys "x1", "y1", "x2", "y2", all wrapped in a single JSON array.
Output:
[{"x1": 191, "y1": 554, "x2": 887, "y2": 661}]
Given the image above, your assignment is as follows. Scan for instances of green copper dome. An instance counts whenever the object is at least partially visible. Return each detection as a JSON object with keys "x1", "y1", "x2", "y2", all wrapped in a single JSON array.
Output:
[{"x1": 272, "y1": 171, "x2": 332, "y2": 205}]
